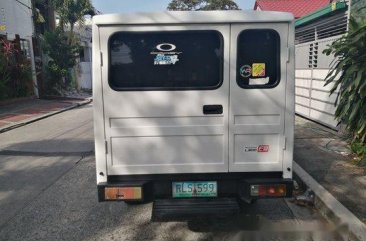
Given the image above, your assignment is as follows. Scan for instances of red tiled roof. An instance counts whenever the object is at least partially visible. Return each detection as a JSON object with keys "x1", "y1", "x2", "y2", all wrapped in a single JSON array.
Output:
[{"x1": 254, "y1": 0, "x2": 330, "y2": 18}]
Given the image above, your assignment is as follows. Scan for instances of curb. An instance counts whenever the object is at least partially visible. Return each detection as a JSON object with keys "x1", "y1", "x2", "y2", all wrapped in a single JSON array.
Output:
[
  {"x1": 293, "y1": 161, "x2": 366, "y2": 241},
  {"x1": 0, "y1": 99, "x2": 92, "y2": 134}
]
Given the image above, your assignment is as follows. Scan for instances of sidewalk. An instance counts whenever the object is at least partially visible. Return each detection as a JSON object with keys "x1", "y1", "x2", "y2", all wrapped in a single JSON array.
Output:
[
  {"x1": 294, "y1": 116, "x2": 366, "y2": 225},
  {"x1": 0, "y1": 96, "x2": 92, "y2": 133}
]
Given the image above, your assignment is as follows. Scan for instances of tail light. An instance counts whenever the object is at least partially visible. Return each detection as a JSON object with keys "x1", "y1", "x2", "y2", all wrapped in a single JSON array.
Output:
[
  {"x1": 250, "y1": 184, "x2": 286, "y2": 197},
  {"x1": 104, "y1": 187, "x2": 142, "y2": 200}
]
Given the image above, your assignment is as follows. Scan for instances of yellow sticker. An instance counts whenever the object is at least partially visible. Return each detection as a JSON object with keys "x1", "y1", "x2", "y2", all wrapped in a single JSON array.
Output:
[
  {"x1": 331, "y1": 2, "x2": 336, "y2": 11},
  {"x1": 252, "y1": 63, "x2": 266, "y2": 77}
]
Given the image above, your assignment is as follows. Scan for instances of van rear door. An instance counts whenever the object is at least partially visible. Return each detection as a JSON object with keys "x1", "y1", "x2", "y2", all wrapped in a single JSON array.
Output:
[
  {"x1": 229, "y1": 24, "x2": 289, "y2": 172},
  {"x1": 99, "y1": 25, "x2": 230, "y2": 175}
]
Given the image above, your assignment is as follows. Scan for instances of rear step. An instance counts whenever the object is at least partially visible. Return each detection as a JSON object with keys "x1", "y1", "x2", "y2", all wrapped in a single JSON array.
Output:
[{"x1": 152, "y1": 198, "x2": 240, "y2": 220}]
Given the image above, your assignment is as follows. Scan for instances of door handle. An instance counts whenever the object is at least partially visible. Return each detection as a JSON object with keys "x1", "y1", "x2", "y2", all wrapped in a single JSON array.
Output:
[{"x1": 203, "y1": 105, "x2": 223, "y2": 115}]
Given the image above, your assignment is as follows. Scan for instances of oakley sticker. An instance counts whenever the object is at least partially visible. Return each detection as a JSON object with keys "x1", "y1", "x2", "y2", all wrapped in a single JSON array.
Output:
[
  {"x1": 156, "y1": 43, "x2": 176, "y2": 52},
  {"x1": 151, "y1": 43, "x2": 181, "y2": 65}
]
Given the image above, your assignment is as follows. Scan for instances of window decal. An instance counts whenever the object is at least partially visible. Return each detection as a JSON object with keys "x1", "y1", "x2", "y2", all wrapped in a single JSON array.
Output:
[
  {"x1": 239, "y1": 65, "x2": 252, "y2": 78},
  {"x1": 151, "y1": 43, "x2": 181, "y2": 65},
  {"x1": 252, "y1": 63, "x2": 266, "y2": 77}
]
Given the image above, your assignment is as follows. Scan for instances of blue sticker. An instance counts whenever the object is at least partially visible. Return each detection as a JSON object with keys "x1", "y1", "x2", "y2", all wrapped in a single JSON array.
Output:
[{"x1": 154, "y1": 54, "x2": 179, "y2": 65}]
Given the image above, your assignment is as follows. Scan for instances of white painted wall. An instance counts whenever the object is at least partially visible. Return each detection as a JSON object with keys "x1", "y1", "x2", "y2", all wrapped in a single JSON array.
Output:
[
  {"x1": 78, "y1": 62, "x2": 92, "y2": 90},
  {"x1": 0, "y1": 0, "x2": 33, "y2": 38},
  {"x1": 75, "y1": 22, "x2": 92, "y2": 90},
  {"x1": 0, "y1": 0, "x2": 38, "y2": 97},
  {"x1": 295, "y1": 36, "x2": 342, "y2": 129}
]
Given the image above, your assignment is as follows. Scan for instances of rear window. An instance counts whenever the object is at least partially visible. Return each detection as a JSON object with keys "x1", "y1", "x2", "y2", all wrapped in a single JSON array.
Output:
[
  {"x1": 109, "y1": 30, "x2": 223, "y2": 91},
  {"x1": 236, "y1": 29, "x2": 280, "y2": 89}
]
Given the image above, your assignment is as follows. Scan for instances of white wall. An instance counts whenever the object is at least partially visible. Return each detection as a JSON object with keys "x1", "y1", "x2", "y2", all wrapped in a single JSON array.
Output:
[
  {"x1": 0, "y1": 0, "x2": 38, "y2": 97},
  {"x1": 0, "y1": 0, "x2": 33, "y2": 39},
  {"x1": 76, "y1": 23, "x2": 92, "y2": 90},
  {"x1": 78, "y1": 62, "x2": 92, "y2": 90}
]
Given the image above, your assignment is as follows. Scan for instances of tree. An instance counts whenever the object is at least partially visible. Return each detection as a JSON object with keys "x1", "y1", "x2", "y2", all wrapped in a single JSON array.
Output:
[
  {"x1": 42, "y1": 28, "x2": 80, "y2": 92},
  {"x1": 51, "y1": 0, "x2": 94, "y2": 44},
  {"x1": 39, "y1": 0, "x2": 95, "y2": 93},
  {"x1": 167, "y1": 0, "x2": 240, "y2": 11}
]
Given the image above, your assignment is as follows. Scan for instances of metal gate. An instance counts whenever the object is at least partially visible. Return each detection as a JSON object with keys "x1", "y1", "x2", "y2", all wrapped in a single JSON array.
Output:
[
  {"x1": 294, "y1": 9, "x2": 348, "y2": 129},
  {"x1": 295, "y1": 37, "x2": 340, "y2": 129}
]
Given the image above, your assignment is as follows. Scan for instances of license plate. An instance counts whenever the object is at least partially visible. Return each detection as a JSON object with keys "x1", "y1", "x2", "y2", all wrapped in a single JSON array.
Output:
[{"x1": 172, "y1": 181, "x2": 217, "y2": 198}]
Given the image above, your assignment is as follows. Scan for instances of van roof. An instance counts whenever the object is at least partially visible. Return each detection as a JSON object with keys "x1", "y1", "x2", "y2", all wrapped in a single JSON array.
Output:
[{"x1": 93, "y1": 10, "x2": 294, "y2": 26}]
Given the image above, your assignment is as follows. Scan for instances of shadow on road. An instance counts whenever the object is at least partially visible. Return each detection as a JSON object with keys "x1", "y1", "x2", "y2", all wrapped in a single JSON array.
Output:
[{"x1": 0, "y1": 156, "x2": 345, "y2": 241}]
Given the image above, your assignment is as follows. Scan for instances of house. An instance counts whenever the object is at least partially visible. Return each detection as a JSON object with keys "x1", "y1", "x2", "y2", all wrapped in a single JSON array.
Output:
[
  {"x1": 254, "y1": 0, "x2": 330, "y2": 18},
  {"x1": 74, "y1": 19, "x2": 93, "y2": 91},
  {"x1": 254, "y1": 0, "x2": 350, "y2": 129},
  {"x1": 0, "y1": 0, "x2": 38, "y2": 97},
  {"x1": 0, "y1": 0, "x2": 56, "y2": 98}
]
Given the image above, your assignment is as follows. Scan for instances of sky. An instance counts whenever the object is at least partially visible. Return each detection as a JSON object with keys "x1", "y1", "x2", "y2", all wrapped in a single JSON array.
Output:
[{"x1": 92, "y1": 0, "x2": 256, "y2": 14}]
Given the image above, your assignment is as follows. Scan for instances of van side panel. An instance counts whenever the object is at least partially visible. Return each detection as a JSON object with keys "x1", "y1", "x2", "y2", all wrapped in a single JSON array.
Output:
[
  {"x1": 283, "y1": 21, "x2": 295, "y2": 179},
  {"x1": 92, "y1": 23, "x2": 107, "y2": 184}
]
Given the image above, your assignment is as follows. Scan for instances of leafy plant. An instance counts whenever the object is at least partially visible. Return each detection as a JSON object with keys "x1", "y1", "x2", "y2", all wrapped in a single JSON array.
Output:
[
  {"x1": 0, "y1": 51, "x2": 10, "y2": 100},
  {"x1": 0, "y1": 39, "x2": 33, "y2": 99},
  {"x1": 167, "y1": 0, "x2": 240, "y2": 10},
  {"x1": 323, "y1": 18, "x2": 366, "y2": 143},
  {"x1": 13, "y1": 61, "x2": 33, "y2": 97},
  {"x1": 51, "y1": 0, "x2": 94, "y2": 44},
  {"x1": 42, "y1": 28, "x2": 80, "y2": 91},
  {"x1": 351, "y1": 140, "x2": 366, "y2": 167}
]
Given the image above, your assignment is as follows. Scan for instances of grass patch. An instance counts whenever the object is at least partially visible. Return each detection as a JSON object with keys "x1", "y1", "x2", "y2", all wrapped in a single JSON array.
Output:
[{"x1": 351, "y1": 141, "x2": 366, "y2": 167}]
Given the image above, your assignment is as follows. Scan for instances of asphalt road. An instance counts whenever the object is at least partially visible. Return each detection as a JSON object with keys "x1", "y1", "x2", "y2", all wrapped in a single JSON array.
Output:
[{"x1": 0, "y1": 104, "x2": 343, "y2": 241}]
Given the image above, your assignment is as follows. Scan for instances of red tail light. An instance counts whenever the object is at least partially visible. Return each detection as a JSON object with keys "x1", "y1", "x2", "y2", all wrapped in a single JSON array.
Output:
[{"x1": 251, "y1": 184, "x2": 286, "y2": 197}]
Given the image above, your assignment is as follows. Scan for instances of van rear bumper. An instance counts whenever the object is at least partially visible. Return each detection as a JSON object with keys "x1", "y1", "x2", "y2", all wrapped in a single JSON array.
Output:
[{"x1": 97, "y1": 172, "x2": 293, "y2": 203}]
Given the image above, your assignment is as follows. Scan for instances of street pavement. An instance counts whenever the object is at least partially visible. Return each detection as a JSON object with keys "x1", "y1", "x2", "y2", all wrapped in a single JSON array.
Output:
[
  {"x1": 0, "y1": 104, "x2": 343, "y2": 241},
  {"x1": 295, "y1": 117, "x2": 366, "y2": 224}
]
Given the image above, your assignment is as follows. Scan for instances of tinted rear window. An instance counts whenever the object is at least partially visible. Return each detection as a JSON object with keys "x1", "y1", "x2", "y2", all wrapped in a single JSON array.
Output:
[
  {"x1": 236, "y1": 29, "x2": 280, "y2": 89},
  {"x1": 109, "y1": 30, "x2": 223, "y2": 90}
]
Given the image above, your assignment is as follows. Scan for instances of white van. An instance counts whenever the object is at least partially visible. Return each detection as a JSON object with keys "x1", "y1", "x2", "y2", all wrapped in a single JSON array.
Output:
[{"x1": 93, "y1": 11, "x2": 295, "y2": 217}]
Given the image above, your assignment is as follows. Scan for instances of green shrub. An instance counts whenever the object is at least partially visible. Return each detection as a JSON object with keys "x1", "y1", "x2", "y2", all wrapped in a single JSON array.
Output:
[
  {"x1": 0, "y1": 51, "x2": 10, "y2": 100},
  {"x1": 0, "y1": 40, "x2": 33, "y2": 100},
  {"x1": 323, "y1": 18, "x2": 366, "y2": 143},
  {"x1": 351, "y1": 140, "x2": 366, "y2": 167},
  {"x1": 42, "y1": 28, "x2": 79, "y2": 92}
]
